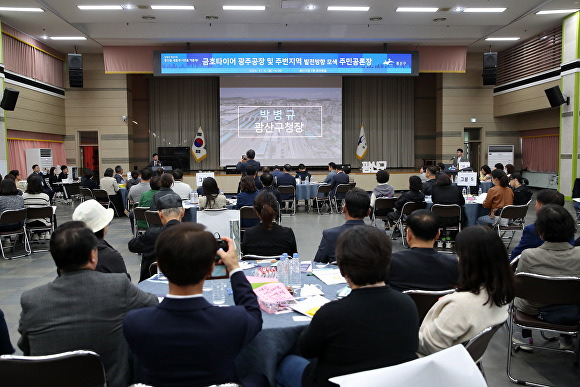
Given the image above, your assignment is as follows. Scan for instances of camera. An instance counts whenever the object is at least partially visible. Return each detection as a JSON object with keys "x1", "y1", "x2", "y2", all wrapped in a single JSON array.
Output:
[
  {"x1": 208, "y1": 238, "x2": 229, "y2": 280},
  {"x1": 216, "y1": 238, "x2": 228, "y2": 258}
]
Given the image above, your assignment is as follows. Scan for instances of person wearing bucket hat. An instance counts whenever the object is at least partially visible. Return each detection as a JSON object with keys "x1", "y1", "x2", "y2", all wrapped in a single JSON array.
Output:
[
  {"x1": 73, "y1": 199, "x2": 129, "y2": 278},
  {"x1": 129, "y1": 194, "x2": 184, "y2": 282}
]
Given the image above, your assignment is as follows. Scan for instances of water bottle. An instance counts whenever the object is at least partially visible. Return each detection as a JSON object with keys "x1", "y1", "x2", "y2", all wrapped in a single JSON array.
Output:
[
  {"x1": 290, "y1": 253, "x2": 302, "y2": 291},
  {"x1": 192, "y1": 192, "x2": 199, "y2": 204},
  {"x1": 478, "y1": 187, "x2": 483, "y2": 196},
  {"x1": 277, "y1": 253, "x2": 289, "y2": 285},
  {"x1": 211, "y1": 279, "x2": 227, "y2": 305},
  {"x1": 462, "y1": 187, "x2": 467, "y2": 197}
]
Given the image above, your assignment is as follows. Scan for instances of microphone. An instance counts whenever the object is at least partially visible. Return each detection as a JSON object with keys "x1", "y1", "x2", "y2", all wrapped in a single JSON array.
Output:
[{"x1": 449, "y1": 157, "x2": 454, "y2": 161}]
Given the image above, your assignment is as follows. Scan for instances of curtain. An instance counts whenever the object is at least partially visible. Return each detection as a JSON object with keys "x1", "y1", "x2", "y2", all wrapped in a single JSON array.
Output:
[
  {"x1": 342, "y1": 77, "x2": 415, "y2": 168},
  {"x1": 521, "y1": 135, "x2": 558, "y2": 173},
  {"x1": 149, "y1": 77, "x2": 220, "y2": 170},
  {"x1": 7, "y1": 134, "x2": 67, "y2": 176}
]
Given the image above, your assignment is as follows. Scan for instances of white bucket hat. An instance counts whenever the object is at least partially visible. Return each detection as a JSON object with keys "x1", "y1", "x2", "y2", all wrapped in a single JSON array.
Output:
[{"x1": 72, "y1": 199, "x2": 115, "y2": 233}]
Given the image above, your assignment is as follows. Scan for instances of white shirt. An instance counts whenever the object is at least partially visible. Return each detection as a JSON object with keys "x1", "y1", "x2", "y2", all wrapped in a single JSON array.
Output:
[{"x1": 172, "y1": 180, "x2": 193, "y2": 200}]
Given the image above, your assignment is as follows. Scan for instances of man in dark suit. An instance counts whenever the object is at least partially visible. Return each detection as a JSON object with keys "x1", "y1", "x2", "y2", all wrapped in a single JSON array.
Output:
[
  {"x1": 388, "y1": 210, "x2": 458, "y2": 291},
  {"x1": 260, "y1": 172, "x2": 282, "y2": 206},
  {"x1": 329, "y1": 165, "x2": 350, "y2": 198},
  {"x1": 236, "y1": 149, "x2": 261, "y2": 176},
  {"x1": 276, "y1": 164, "x2": 297, "y2": 201},
  {"x1": 314, "y1": 188, "x2": 370, "y2": 263},
  {"x1": 421, "y1": 165, "x2": 438, "y2": 196},
  {"x1": 123, "y1": 223, "x2": 263, "y2": 386},
  {"x1": 128, "y1": 194, "x2": 184, "y2": 281},
  {"x1": 18, "y1": 221, "x2": 158, "y2": 387},
  {"x1": 147, "y1": 152, "x2": 162, "y2": 168},
  {"x1": 451, "y1": 148, "x2": 467, "y2": 168},
  {"x1": 31, "y1": 164, "x2": 54, "y2": 200}
]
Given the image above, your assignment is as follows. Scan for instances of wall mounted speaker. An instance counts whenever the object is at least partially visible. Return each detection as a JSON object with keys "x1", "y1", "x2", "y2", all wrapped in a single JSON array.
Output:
[
  {"x1": 483, "y1": 52, "x2": 497, "y2": 69},
  {"x1": 544, "y1": 85, "x2": 568, "y2": 107},
  {"x1": 0, "y1": 88, "x2": 19, "y2": 111},
  {"x1": 68, "y1": 53, "x2": 83, "y2": 88}
]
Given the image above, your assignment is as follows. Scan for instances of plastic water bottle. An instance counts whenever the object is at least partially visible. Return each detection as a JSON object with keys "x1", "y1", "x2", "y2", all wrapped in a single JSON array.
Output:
[
  {"x1": 212, "y1": 280, "x2": 227, "y2": 305},
  {"x1": 462, "y1": 187, "x2": 467, "y2": 197},
  {"x1": 290, "y1": 253, "x2": 302, "y2": 291},
  {"x1": 478, "y1": 187, "x2": 483, "y2": 196},
  {"x1": 277, "y1": 253, "x2": 289, "y2": 285},
  {"x1": 192, "y1": 192, "x2": 199, "y2": 204}
]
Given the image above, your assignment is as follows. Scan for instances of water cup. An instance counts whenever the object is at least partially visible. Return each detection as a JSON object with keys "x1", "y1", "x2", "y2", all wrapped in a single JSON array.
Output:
[{"x1": 212, "y1": 279, "x2": 227, "y2": 305}]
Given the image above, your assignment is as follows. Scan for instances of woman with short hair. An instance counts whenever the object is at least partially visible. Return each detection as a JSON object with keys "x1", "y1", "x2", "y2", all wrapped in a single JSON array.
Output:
[
  {"x1": 509, "y1": 173, "x2": 532, "y2": 205},
  {"x1": 418, "y1": 226, "x2": 514, "y2": 356},
  {"x1": 477, "y1": 169, "x2": 514, "y2": 226},
  {"x1": 480, "y1": 165, "x2": 492, "y2": 181}
]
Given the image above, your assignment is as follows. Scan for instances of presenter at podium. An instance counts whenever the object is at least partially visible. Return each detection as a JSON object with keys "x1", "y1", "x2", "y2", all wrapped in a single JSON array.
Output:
[
  {"x1": 451, "y1": 148, "x2": 467, "y2": 168},
  {"x1": 148, "y1": 153, "x2": 162, "y2": 168}
]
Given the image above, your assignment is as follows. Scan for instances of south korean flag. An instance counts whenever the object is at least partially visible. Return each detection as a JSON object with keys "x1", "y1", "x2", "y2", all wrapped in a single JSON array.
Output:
[{"x1": 192, "y1": 126, "x2": 207, "y2": 162}]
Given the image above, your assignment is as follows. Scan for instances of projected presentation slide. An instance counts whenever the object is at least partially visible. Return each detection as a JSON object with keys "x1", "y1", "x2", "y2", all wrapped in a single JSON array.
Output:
[
  {"x1": 156, "y1": 52, "x2": 416, "y2": 75},
  {"x1": 220, "y1": 77, "x2": 342, "y2": 167}
]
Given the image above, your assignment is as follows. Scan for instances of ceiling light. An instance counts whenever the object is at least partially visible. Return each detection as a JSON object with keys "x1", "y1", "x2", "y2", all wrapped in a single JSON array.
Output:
[
  {"x1": 485, "y1": 37, "x2": 519, "y2": 41},
  {"x1": 151, "y1": 5, "x2": 195, "y2": 10},
  {"x1": 463, "y1": 8, "x2": 506, "y2": 13},
  {"x1": 222, "y1": 5, "x2": 266, "y2": 11},
  {"x1": 0, "y1": 7, "x2": 44, "y2": 12},
  {"x1": 50, "y1": 36, "x2": 87, "y2": 40},
  {"x1": 121, "y1": 4, "x2": 134, "y2": 9},
  {"x1": 327, "y1": 6, "x2": 370, "y2": 11},
  {"x1": 396, "y1": 7, "x2": 438, "y2": 12},
  {"x1": 305, "y1": 4, "x2": 316, "y2": 10},
  {"x1": 536, "y1": 9, "x2": 579, "y2": 15},
  {"x1": 78, "y1": 5, "x2": 123, "y2": 10},
  {"x1": 454, "y1": 6, "x2": 465, "y2": 12}
]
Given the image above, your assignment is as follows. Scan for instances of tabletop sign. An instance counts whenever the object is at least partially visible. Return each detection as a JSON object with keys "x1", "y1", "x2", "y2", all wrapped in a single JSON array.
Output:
[
  {"x1": 196, "y1": 172, "x2": 215, "y2": 187},
  {"x1": 458, "y1": 161, "x2": 471, "y2": 170},
  {"x1": 457, "y1": 172, "x2": 477, "y2": 187},
  {"x1": 362, "y1": 161, "x2": 387, "y2": 173},
  {"x1": 253, "y1": 282, "x2": 295, "y2": 304}
]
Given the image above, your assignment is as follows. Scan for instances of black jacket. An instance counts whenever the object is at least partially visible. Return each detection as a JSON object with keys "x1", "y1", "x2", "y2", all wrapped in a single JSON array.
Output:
[
  {"x1": 96, "y1": 239, "x2": 130, "y2": 280},
  {"x1": 388, "y1": 248, "x2": 459, "y2": 291}
]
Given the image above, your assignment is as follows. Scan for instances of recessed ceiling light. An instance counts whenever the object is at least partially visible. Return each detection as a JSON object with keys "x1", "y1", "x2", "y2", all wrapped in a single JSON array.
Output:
[
  {"x1": 305, "y1": 4, "x2": 316, "y2": 10},
  {"x1": 463, "y1": 8, "x2": 506, "y2": 13},
  {"x1": 222, "y1": 5, "x2": 266, "y2": 11},
  {"x1": 396, "y1": 7, "x2": 438, "y2": 12},
  {"x1": 151, "y1": 5, "x2": 195, "y2": 10},
  {"x1": 142, "y1": 15, "x2": 156, "y2": 20},
  {"x1": 433, "y1": 17, "x2": 446, "y2": 22},
  {"x1": 206, "y1": 15, "x2": 219, "y2": 20},
  {"x1": 369, "y1": 16, "x2": 382, "y2": 21},
  {"x1": 327, "y1": 6, "x2": 370, "y2": 11},
  {"x1": 50, "y1": 36, "x2": 88, "y2": 40},
  {"x1": 485, "y1": 37, "x2": 519, "y2": 41},
  {"x1": 78, "y1": 5, "x2": 123, "y2": 10},
  {"x1": 0, "y1": 7, "x2": 44, "y2": 12},
  {"x1": 536, "y1": 9, "x2": 579, "y2": 15}
]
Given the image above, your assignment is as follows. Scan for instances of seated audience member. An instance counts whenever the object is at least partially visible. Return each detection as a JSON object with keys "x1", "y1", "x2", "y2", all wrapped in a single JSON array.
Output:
[
  {"x1": 476, "y1": 169, "x2": 513, "y2": 226},
  {"x1": 128, "y1": 168, "x2": 152, "y2": 205},
  {"x1": 370, "y1": 169, "x2": 394, "y2": 209},
  {"x1": 418, "y1": 226, "x2": 514, "y2": 356},
  {"x1": 9, "y1": 170, "x2": 25, "y2": 192},
  {"x1": 432, "y1": 174, "x2": 464, "y2": 206},
  {"x1": 271, "y1": 165, "x2": 284, "y2": 181},
  {"x1": 421, "y1": 166, "x2": 438, "y2": 196},
  {"x1": 314, "y1": 188, "x2": 369, "y2": 263},
  {"x1": 262, "y1": 166, "x2": 271, "y2": 174},
  {"x1": 323, "y1": 162, "x2": 337, "y2": 184},
  {"x1": 18, "y1": 221, "x2": 158, "y2": 387},
  {"x1": 47, "y1": 166, "x2": 66, "y2": 199},
  {"x1": 126, "y1": 170, "x2": 140, "y2": 192},
  {"x1": 436, "y1": 163, "x2": 447, "y2": 177},
  {"x1": 276, "y1": 164, "x2": 297, "y2": 203},
  {"x1": 505, "y1": 164, "x2": 515, "y2": 177},
  {"x1": 511, "y1": 189, "x2": 568, "y2": 260},
  {"x1": 236, "y1": 176, "x2": 260, "y2": 228},
  {"x1": 418, "y1": 166, "x2": 428, "y2": 183},
  {"x1": 4, "y1": 174, "x2": 22, "y2": 196},
  {"x1": 199, "y1": 177, "x2": 227, "y2": 210},
  {"x1": 58, "y1": 165, "x2": 69, "y2": 181},
  {"x1": 388, "y1": 210, "x2": 458, "y2": 292},
  {"x1": 277, "y1": 225, "x2": 419, "y2": 387},
  {"x1": 124, "y1": 224, "x2": 263, "y2": 386},
  {"x1": 387, "y1": 176, "x2": 425, "y2": 224},
  {"x1": 343, "y1": 165, "x2": 355, "y2": 183},
  {"x1": 114, "y1": 165, "x2": 125, "y2": 184},
  {"x1": 479, "y1": 165, "x2": 492, "y2": 181},
  {"x1": 136, "y1": 175, "x2": 161, "y2": 231},
  {"x1": 242, "y1": 191, "x2": 297, "y2": 256},
  {"x1": 245, "y1": 166, "x2": 263, "y2": 191},
  {"x1": 260, "y1": 173, "x2": 282, "y2": 206},
  {"x1": 515, "y1": 205, "x2": 580, "y2": 350},
  {"x1": 171, "y1": 169, "x2": 192, "y2": 200},
  {"x1": 73, "y1": 199, "x2": 129, "y2": 278},
  {"x1": 0, "y1": 308, "x2": 14, "y2": 355},
  {"x1": 509, "y1": 173, "x2": 532, "y2": 205},
  {"x1": 0, "y1": 179, "x2": 25, "y2": 245},
  {"x1": 100, "y1": 168, "x2": 124, "y2": 216},
  {"x1": 22, "y1": 174, "x2": 51, "y2": 241},
  {"x1": 296, "y1": 163, "x2": 312, "y2": 181},
  {"x1": 494, "y1": 163, "x2": 504, "y2": 171},
  {"x1": 48, "y1": 167, "x2": 59, "y2": 187},
  {"x1": 31, "y1": 164, "x2": 53, "y2": 199},
  {"x1": 81, "y1": 168, "x2": 98, "y2": 189},
  {"x1": 330, "y1": 165, "x2": 350, "y2": 198},
  {"x1": 236, "y1": 148, "x2": 261, "y2": 176},
  {"x1": 150, "y1": 173, "x2": 176, "y2": 211},
  {"x1": 155, "y1": 167, "x2": 165, "y2": 176},
  {"x1": 129, "y1": 194, "x2": 184, "y2": 281}
]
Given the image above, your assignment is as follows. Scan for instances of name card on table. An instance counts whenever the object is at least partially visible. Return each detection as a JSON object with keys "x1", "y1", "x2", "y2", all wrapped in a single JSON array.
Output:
[
  {"x1": 196, "y1": 172, "x2": 215, "y2": 187},
  {"x1": 362, "y1": 161, "x2": 387, "y2": 173},
  {"x1": 456, "y1": 171, "x2": 477, "y2": 187},
  {"x1": 253, "y1": 282, "x2": 294, "y2": 304},
  {"x1": 458, "y1": 161, "x2": 471, "y2": 170}
]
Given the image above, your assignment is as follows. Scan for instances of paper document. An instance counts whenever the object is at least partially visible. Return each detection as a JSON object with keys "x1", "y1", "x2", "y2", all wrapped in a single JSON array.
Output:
[
  {"x1": 475, "y1": 193, "x2": 487, "y2": 204},
  {"x1": 313, "y1": 268, "x2": 347, "y2": 285},
  {"x1": 290, "y1": 295, "x2": 331, "y2": 318}
]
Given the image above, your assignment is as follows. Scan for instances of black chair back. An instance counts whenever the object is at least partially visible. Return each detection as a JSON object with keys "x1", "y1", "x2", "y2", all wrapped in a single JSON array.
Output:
[
  {"x1": 463, "y1": 323, "x2": 502, "y2": 364},
  {"x1": 515, "y1": 272, "x2": 580, "y2": 305},
  {"x1": 401, "y1": 201, "x2": 427, "y2": 216},
  {"x1": 145, "y1": 210, "x2": 163, "y2": 227},
  {"x1": 403, "y1": 289, "x2": 455, "y2": 324},
  {"x1": 0, "y1": 208, "x2": 27, "y2": 226}
]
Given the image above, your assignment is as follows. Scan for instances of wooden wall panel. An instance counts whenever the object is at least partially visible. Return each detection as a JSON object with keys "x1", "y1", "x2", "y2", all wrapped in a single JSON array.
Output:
[
  {"x1": 494, "y1": 81, "x2": 558, "y2": 117},
  {"x1": 4, "y1": 85, "x2": 65, "y2": 135}
]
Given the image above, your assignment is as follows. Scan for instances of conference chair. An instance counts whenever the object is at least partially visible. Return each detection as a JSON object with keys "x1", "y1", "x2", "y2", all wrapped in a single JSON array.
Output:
[
  {"x1": 431, "y1": 204, "x2": 462, "y2": 250},
  {"x1": 463, "y1": 323, "x2": 503, "y2": 379},
  {"x1": 149, "y1": 261, "x2": 159, "y2": 277},
  {"x1": 507, "y1": 272, "x2": 580, "y2": 385},
  {"x1": 133, "y1": 206, "x2": 149, "y2": 237},
  {"x1": 0, "y1": 350, "x2": 106, "y2": 387},
  {"x1": 91, "y1": 189, "x2": 119, "y2": 216},
  {"x1": 0, "y1": 208, "x2": 31, "y2": 260},
  {"x1": 79, "y1": 187, "x2": 93, "y2": 202},
  {"x1": 65, "y1": 182, "x2": 81, "y2": 202},
  {"x1": 394, "y1": 201, "x2": 427, "y2": 247},
  {"x1": 402, "y1": 289, "x2": 455, "y2": 324},
  {"x1": 25, "y1": 206, "x2": 55, "y2": 253},
  {"x1": 371, "y1": 197, "x2": 397, "y2": 227},
  {"x1": 240, "y1": 206, "x2": 259, "y2": 234},
  {"x1": 348, "y1": 182, "x2": 356, "y2": 189},
  {"x1": 278, "y1": 185, "x2": 296, "y2": 216},
  {"x1": 332, "y1": 184, "x2": 351, "y2": 213},
  {"x1": 144, "y1": 210, "x2": 163, "y2": 228},
  {"x1": 309, "y1": 184, "x2": 332, "y2": 215},
  {"x1": 494, "y1": 202, "x2": 530, "y2": 248}
]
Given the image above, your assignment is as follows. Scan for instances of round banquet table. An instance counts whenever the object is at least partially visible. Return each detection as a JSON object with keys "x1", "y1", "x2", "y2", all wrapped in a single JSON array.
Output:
[
  {"x1": 137, "y1": 267, "x2": 344, "y2": 385},
  {"x1": 294, "y1": 183, "x2": 320, "y2": 201},
  {"x1": 425, "y1": 197, "x2": 489, "y2": 227}
]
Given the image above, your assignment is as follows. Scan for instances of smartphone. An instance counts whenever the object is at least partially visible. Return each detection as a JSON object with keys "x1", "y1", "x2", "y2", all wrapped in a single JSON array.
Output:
[{"x1": 207, "y1": 239, "x2": 229, "y2": 280}]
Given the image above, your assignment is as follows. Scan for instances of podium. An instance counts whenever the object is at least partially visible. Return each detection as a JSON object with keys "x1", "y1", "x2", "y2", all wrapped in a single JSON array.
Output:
[{"x1": 151, "y1": 166, "x2": 172, "y2": 173}]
